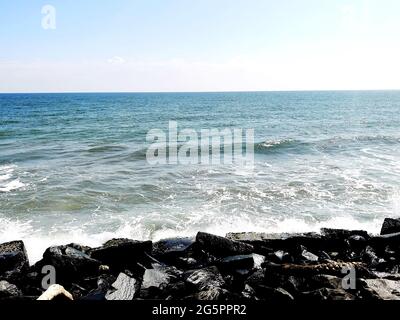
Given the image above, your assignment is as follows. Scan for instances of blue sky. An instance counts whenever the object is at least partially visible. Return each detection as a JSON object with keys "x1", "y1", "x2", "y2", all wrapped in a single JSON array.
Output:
[{"x1": 1, "y1": 0, "x2": 400, "y2": 92}]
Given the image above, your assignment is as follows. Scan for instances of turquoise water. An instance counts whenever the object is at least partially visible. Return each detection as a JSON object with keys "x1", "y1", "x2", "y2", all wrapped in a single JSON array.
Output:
[{"x1": 1, "y1": 91, "x2": 400, "y2": 262}]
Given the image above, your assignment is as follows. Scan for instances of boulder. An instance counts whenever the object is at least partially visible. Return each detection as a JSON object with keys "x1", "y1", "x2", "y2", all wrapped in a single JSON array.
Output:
[
  {"x1": 142, "y1": 264, "x2": 181, "y2": 290},
  {"x1": 40, "y1": 244, "x2": 101, "y2": 281},
  {"x1": 218, "y1": 255, "x2": 254, "y2": 271},
  {"x1": 184, "y1": 266, "x2": 225, "y2": 291},
  {"x1": 152, "y1": 237, "x2": 195, "y2": 261},
  {"x1": 89, "y1": 239, "x2": 152, "y2": 272},
  {"x1": 360, "y1": 279, "x2": 400, "y2": 300},
  {"x1": 37, "y1": 284, "x2": 73, "y2": 301},
  {"x1": 191, "y1": 288, "x2": 230, "y2": 300},
  {"x1": 301, "y1": 288, "x2": 356, "y2": 301},
  {"x1": 380, "y1": 218, "x2": 400, "y2": 235},
  {"x1": 0, "y1": 241, "x2": 29, "y2": 282},
  {"x1": 253, "y1": 285, "x2": 294, "y2": 301},
  {"x1": 0, "y1": 280, "x2": 22, "y2": 299},
  {"x1": 105, "y1": 273, "x2": 137, "y2": 300},
  {"x1": 196, "y1": 232, "x2": 254, "y2": 257}
]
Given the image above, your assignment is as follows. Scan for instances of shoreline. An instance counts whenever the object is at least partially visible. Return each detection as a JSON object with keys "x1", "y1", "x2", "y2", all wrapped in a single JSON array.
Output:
[{"x1": 1, "y1": 217, "x2": 400, "y2": 301}]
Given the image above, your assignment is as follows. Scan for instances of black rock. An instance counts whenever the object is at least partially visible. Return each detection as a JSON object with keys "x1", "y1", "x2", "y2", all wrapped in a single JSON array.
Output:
[
  {"x1": 300, "y1": 248, "x2": 319, "y2": 263},
  {"x1": 142, "y1": 264, "x2": 181, "y2": 290},
  {"x1": 380, "y1": 218, "x2": 400, "y2": 235},
  {"x1": 105, "y1": 273, "x2": 138, "y2": 300},
  {"x1": 301, "y1": 288, "x2": 356, "y2": 301},
  {"x1": 39, "y1": 244, "x2": 101, "y2": 282},
  {"x1": 253, "y1": 285, "x2": 294, "y2": 301},
  {"x1": 0, "y1": 280, "x2": 22, "y2": 299},
  {"x1": 184, "y1": 266, "x2": 225, "y2": 291},
  {"x1": 89, "y1": 238, "x2": 152, "y2": 272},
  {"x1": 244, "y1": 269, "x2": 265, "y2": 288},
  {"x1": 189, "y1": 287, "x2": 230, "y2": 300},
  {"x1": 218, "y1": 255, "x2": 254, "y2": 271},
  {"x1": 0, "y1": 241, "x2": 29, "y2": 283},
  {"x1": 270, "y1": 250, "x2": 293, "y2": 263},
  {"x1": 152, "y1": 237, "x2": 195, "y2": 262},
  {"x1": 196, "y1": 232, "x2": 254, "y2": 257}
]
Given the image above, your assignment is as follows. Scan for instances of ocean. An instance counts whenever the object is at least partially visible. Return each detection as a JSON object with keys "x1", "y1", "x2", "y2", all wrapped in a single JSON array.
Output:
[{"x1": 1, "y1": 91, "x2": 400, "y2": 262}]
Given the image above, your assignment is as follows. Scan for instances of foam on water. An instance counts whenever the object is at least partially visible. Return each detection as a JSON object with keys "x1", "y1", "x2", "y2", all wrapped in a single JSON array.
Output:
[{"x1": 0, "y1": 165, "x2": 26, "y2": 192}]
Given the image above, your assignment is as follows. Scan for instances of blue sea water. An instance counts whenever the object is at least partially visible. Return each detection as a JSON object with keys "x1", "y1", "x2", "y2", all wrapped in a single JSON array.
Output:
[{"x1": 1, "y1": 91, "x2": 400, "y2": 262}]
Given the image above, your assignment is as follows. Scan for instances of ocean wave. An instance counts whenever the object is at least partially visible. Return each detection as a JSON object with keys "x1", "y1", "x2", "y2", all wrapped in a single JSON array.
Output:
[{"x1": 0, "y1": 165, "x2": 26, "y2": 192}]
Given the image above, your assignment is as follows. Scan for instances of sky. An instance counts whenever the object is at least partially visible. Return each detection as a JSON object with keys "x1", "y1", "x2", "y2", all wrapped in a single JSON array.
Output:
[{"x1": 0, "y1": 0, "x2": 400, "y2": 93}]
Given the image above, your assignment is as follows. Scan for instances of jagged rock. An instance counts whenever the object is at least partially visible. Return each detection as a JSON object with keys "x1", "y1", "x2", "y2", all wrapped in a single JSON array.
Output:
[
  {"x1": 271, "y1": 250, "x2": 293, "y2": 263},
  {"x1": 142, "y1": 264, "x2": 181, "y2": 289},
  {"x1": 301, "y1": 288, "x2": 356, "y2": 301},
  {"x1": 37, "y1": 284, "x2": 73, "y2": 301},
  {"x1": 362, "y1": 246, "x2": 379, "y2": 266},
  {"x1": 381, "y1": 218, "x2": 400, "y2": 235},
  {"x1": 242, "y1": 284, "x2": 257, "y2": 300},
  {"x1": 184, "y1": 266, "x2": 225, "y2": 291},
  {"x1": 321, "y1": 228, "x2": 369, "y2": 240},
  {"x1": 300, "y1": 248, "x2": 319, "y2": 263},
  {"x1": 89, "y1": 239, "x2": 152, "y2": 272},
  {"x1": 80, "y1": 274, "x2": 116, "y2": 300},
  {"x1": 191, "y1": 288, "x2": 230, "y2": 300},
  {"x1": 105, "y1": 273, "x2": 137, "y2": 300},
  {"x1": 227, "y1": 232, "x2": 323, "y2": 251},
  {"x1": 0, "y1": 241, "x2": 29, "y2": 282},
  {"x1": 196, "y1": 232, "x2": 254, "y2": 257},
  {"x1": 39, "y1": 244, "x2": 101, "y2": 281},
  {"x1": 0, "y1": 280, "x2": 22, "y2": 298},
  {"x1": 245, "y1": 269, "x2": 265, "y2": 288},
  {"x1": 153, "y1": 238, "x2": 194, "y2": 261},
  {"x1": 253, "y1": 285, "x2": 294, "y2": 301},
  {"x1": 218, "y1": 255, "x2": 254, "y2": 271},
  {"x1": 361, "y1": 279, "x2": 400, "y2": 300},
  {"x1": 309, "y1": 274, "x2": 343, "y2": 289},
  {"x1": 253, "y1": 254, "x2": 265, "y2": 269}
]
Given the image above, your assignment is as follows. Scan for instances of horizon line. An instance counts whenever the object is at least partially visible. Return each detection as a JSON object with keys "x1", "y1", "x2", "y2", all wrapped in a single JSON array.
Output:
[{"x1": 1, "y1": 89, "x2": 400, "y2": 95}]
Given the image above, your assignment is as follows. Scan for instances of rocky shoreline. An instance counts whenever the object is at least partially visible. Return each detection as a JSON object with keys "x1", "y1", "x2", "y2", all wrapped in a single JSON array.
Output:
[{"x1": 1, "y1": 218, "x2": 400, "y2": 301}]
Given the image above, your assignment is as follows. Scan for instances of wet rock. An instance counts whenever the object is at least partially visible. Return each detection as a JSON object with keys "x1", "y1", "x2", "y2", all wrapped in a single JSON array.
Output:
[
  {"x1": 253, "y1": 285, "x2": 294, "y2": 301},
  {"x1": 184, "y1": 266, "x2": 225, "y2": 291},
  {"x1": 309, "y1": 274, "x2": 343, "y2": 290},
  {"x1": 361, "y1": 279, "x2": 400, "y2": 300},
  {"x1": 196, "y1": 232, "x2": 254, "y2": 257},
  {"x1": 362, "y1": 246, "x2": 379, "y2": 267},
  {"x1": 192, "y1": 288, "x2": 230, "y2": 300},
  {"x1": 253, "y1": 254, "x2": 265, "y2": 269},
  {"x1": 271, "y1": 250, "x2": 293, "y2": 263},
  {"x1": 321, "y1": 228, "x2": 369, "y2": 240},
  {"x1": 89, "y1": 239, "x2": 152, "y2": 273},
  {"x1": 153, "y1": 238, "x2": 195, "y2": 262},
  {"x1": 40, "y1": 244, "x2": 101, "y2": 281},
  {"x1": 0, "y1": 241, "x2": 29, "y2": 282},
  {"x1": 37, "y1": 284, "x2": 73, "y2": 301},
  {"x1": 105, "y1": 273, "x2": 137, "y2": 300},
  {"x1": 0, "y1": 280, "x2": 22, "y2": 299},
  {"x1": 380, "y1": 218, "x2": 400, "y2": 235},
  {"x1": 242, "y1": 284, "x2": 257, "y2": 300},
  {"x1": 244, "y1": 269, "x2": 265, "y2": 288},
  {"x1": 218, "y1": 255, "x2": 254, "y2": 271},
  {"x1": 80, "y1": 274, "x2": 116, "y2": 300},
  {"x1": 302, "y1": 288, "x2": 356, "y2": 301},
  {"x1": 227, "y1": 232, "x2": 323, "y2": 251},
  {"x1": 300, "y1": 248, "x2": 319, "y2": 263},
  {"x1": 142, "y1": 264, "x2": 181, "y2": 290}
]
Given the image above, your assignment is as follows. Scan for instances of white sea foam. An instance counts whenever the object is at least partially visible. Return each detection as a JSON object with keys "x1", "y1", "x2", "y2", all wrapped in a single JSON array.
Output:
[{"x1": 0, "y1": 165, "x2": 26, "y2": 192}]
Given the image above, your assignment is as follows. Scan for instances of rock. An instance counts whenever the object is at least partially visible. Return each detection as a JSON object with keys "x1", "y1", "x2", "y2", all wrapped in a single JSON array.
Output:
[
  {"x1": 321, "y1": 228, "x2": 369, "y2": 240},
  {"x1": 80, "y1": 274, "x2": 116, "y2": 300},
  {"x1": 361, "y1": 279, "x2": 400, "y2": 300},
  {"x1": 105, "y1": 273, "x2": 137, "y2": 300},
  {"x1": 301, "y1": 288, "x2": 356, "y2": 301},
  {"x1": 271, "y1": 250, "x2": 293, "y2": 263},
  {"x1": 40, "y1": 244, "x2": 101, "y2": 281},
  {"x1": 0, "y1": 280, "x2": 22, "y2": 298},
  {"x1": 142, "y1": 264, "x2": 181, "y2": 290},
  {"x1": 300, "y1": 249, "x2": 319, "y2": 263},
  {"x1": 37, "y1": 284, "x2": 73, "y2": 301},
  {"x1": 227, "y1": 232, "x2": 323, "y2": 251},
  {"x1": 89, "y1": 239, "x2": 152, "y2": 271},
  {"x1": 192, "y1": 288, "x2": 230, "y2": 300},
  {"x1": 218, "y1": 255, "x2": 254, "y2": 271},
  {"x1": 380, "y1": 218, "x2": 400, "y2": 235},
  {"x1": 184, "y1": 266, "x2": 225, "y2": 291},
  {"x1": 153, "y1": 238, "x2": 195, "y2": 261},
  {"x1": 196, "y1": 232, "x2": 254, "y2": 257},
  {"x1": 245, "y1": 269, "x2": 265, "y2": 288},
  {"x1": 253, "y1": 285, "x2": 294, "y2": 301},
  {"x1": 362, "y1": 246, "x2": 379, "y2": 267},
  {"x1": 242, "y1": 284, "x2": 257, "y2": 300},
  {"x1": 252, "y1": 254, "x2": 265, "y2": 269},
  {"x1": 0, "y1": 241, "x2": 29, "y2": 282},
  {"x1": 309, "y1": 274, "x2": 343, "y2": 290}
]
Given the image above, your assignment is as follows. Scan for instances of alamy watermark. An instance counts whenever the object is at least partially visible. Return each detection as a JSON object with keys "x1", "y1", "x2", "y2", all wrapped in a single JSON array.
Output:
[
  {"x1": 146, "y1": 121, "x2": 254, "y2": 168},
  {"x1": 41, "y1": 5, "x2": 56, "y2": 30}
]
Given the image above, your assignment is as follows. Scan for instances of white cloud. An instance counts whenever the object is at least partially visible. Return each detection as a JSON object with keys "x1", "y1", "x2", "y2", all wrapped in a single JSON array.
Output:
[{"x1": 107, "y1": 56, "x2": 126, "y2": 65}]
